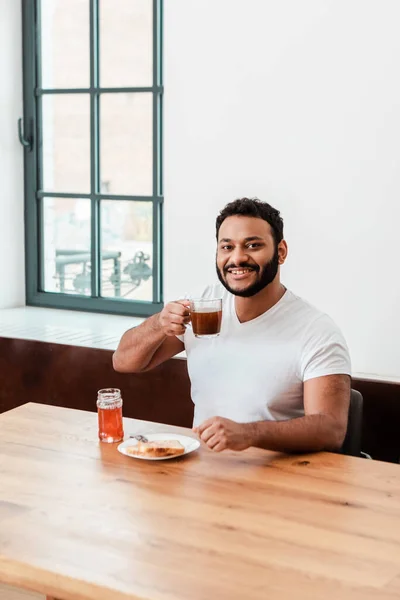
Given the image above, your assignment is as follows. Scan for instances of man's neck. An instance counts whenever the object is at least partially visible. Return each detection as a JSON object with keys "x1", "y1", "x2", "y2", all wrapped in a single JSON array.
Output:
[{"x1": 234, "y1": 279, "x2": 286, "y2": 323}]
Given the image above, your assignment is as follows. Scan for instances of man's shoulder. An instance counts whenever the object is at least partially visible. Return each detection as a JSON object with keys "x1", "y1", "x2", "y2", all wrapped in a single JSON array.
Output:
[
  {"x1": 287, "y1": 290, "x2": 327, "y2": 319},
  {"x1": 287, "y1": 291, "x2": 345, "y2": 340}
]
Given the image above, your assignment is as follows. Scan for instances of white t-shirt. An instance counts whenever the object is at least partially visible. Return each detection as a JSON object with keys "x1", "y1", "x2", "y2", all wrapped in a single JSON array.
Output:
[{"x1": 178, "y1": 283, "x2": 351, "y2": 428}]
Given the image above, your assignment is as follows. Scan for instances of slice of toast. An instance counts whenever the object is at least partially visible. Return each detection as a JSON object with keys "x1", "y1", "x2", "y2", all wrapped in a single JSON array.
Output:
[{"x1": 126, "y1": 439, "x2": 185, "y2": 458}]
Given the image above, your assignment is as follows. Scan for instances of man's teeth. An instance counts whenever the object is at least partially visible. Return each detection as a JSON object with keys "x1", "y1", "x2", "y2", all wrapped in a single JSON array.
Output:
[{"x1": 230, "y1": 269, "x2": 252, "y2": 275}]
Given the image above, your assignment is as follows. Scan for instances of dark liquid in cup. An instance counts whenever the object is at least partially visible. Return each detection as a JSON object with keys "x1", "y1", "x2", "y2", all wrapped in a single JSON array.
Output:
[{"x1": 191, "y1": 309, "x2": 222, "y2": 337}]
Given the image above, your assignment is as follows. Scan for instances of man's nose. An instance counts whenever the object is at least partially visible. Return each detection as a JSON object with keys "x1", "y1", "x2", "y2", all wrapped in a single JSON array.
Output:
[{"x1": 231, "y1": 246, "x2": 249, "y2": 265}]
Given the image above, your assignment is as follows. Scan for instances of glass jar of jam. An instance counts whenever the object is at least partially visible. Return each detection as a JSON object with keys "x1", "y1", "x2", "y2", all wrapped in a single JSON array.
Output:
[{"x1": 97, "y1": 388, "x2": 124, "y2": 443}]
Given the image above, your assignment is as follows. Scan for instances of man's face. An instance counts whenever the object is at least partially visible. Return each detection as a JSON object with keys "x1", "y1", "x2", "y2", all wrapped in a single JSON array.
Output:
[{"x1": 216, "y1": 216, "x2": 282, "y2": 297}]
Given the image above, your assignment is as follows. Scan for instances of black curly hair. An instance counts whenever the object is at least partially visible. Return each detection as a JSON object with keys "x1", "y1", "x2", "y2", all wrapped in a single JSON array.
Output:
[{"x1": 216, "y1": 197, "x2": 284, "y2": 246}]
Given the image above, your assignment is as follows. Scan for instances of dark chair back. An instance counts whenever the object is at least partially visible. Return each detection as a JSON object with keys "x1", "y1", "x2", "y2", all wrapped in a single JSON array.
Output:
[{"x1": 340, "y1": 389, "x2": 363, "y2": 456}]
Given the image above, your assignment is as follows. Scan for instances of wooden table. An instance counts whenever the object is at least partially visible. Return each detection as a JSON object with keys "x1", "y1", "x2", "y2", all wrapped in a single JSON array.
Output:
[{"x1": 1, "y1": 403, "x2": 400, "y2": 600}]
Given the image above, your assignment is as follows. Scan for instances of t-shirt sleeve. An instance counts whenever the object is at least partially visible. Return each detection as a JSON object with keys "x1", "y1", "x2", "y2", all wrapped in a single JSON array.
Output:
[{"x1": 300, "y1": 315, "x2": 351, "y2": 382}]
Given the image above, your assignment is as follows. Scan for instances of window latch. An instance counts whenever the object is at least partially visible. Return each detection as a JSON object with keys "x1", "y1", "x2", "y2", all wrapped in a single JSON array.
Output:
[{"x1": 18, "y1": 117, "x2": 33, "y2": 151}]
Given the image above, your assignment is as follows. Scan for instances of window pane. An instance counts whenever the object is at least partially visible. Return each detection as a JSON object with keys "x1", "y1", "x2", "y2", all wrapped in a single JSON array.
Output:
[
  {"x1": 40, "y1": 0, "x2": 89, "y2": 88},
  {"x1": 100, "y1": 0, "x2": 152, "y2": 87},
  {"x1": 43, "y1": 198, "x2": 91, "y2": 296},
  {"x1": 42, "y1": 95, "x2": 90, "y2": 193},
  {"x1": 100, "y1": 201, "x2": 153, "y2": 301},
  {"x1": 100, "y1": 93, "x2": 152, "y2": 195}
]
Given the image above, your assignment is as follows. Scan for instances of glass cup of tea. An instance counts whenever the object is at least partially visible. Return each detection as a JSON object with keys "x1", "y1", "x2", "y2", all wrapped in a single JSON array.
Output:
[{"x1": 189, "y1": 298, "x2": 222, "y2": 338}]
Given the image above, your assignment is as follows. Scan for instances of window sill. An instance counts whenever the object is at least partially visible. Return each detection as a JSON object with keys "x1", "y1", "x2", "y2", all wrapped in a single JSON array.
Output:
[
  {"x1": 0, "y1": 306, "x2": 187, "y2": 360},
  {"x1": 0, "y1": 306, "x2": 143, "y2": 351}
]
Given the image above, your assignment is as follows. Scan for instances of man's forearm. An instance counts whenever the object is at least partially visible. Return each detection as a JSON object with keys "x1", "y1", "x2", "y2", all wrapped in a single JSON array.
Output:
[
  {"x1": 113, "y1": 313, "x2": 166, "y2": 373},
  {"x1": 243, "y1": 414, "x2": 346, "y2": 453}
]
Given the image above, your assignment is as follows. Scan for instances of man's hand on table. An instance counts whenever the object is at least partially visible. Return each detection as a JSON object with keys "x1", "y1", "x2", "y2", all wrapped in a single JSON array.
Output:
[{"x1": 194, "y1": 417, "x2": 252, "y2": 452}]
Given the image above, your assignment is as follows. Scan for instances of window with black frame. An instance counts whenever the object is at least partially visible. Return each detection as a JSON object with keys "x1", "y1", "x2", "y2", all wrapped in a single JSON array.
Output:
[{"x1": 21, "y1": 0, "x2": 163, "y2": 317}]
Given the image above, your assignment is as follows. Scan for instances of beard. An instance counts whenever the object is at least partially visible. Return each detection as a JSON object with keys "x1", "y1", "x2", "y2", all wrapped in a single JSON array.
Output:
[{"x1": 216, "y1": 246, "x2": 279, "y2": 298}]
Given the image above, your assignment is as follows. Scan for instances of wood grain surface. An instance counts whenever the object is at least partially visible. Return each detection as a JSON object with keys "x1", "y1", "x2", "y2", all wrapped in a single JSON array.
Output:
[
  {"x1": 0, "y1": 583, "x2": 42, "y2": 600},
  {"x1": 1, "y1": 403, "x2": 400, "y2": 600}
]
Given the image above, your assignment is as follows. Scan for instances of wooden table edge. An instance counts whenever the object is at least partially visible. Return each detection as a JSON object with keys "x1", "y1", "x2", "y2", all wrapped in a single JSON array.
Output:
[{"x1": 0, "y1": 555, "x2": 145, "y2": 600}]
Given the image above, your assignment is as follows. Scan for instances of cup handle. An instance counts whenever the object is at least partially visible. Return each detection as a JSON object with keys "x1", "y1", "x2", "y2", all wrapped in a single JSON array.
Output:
[
  {"x1": 185, "y1": 305, "x2": 192, "y2": 328},
  {"x1": 182, "y1": 294, "x2": 192, "y2": 328}
]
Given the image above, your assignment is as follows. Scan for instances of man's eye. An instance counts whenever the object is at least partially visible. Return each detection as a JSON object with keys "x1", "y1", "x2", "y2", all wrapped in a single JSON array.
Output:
[
  {"x1": 247, "y1": 243, "x2": 261, "y2": 249},
  {"x1": 222, "y1": 245, "x2": 232, "y2": 251}
]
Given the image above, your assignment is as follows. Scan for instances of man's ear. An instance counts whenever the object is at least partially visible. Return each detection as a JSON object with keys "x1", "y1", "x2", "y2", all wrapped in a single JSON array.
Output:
[{"x1": 278, "y1": 240, "x2": 288, "y2": 265}]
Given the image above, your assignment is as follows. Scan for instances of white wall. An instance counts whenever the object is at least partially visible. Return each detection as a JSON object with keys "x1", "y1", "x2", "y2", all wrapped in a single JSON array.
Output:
[
  {"x1": 0, "y1": 0, "x2": 25, "y2": 308},
  {"x1": 2, "y1": 0, "x2": 400, "y2": 380},
  {"x1": 164, "y1": 0, "x2": 400, "y2": 380}
]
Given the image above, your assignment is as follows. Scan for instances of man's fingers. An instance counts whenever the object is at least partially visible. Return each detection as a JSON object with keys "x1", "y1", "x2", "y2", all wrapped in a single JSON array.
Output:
[
  {"x1": 204, "y1": 434, "x2": 227, "y2": 452},
  {"x1": 200, "y1": 424, "x2": 218, "y2": 444},
  {"x1": 167, "y1": 309, "x2": 191, "y2": 326},
  {"x1": 166, "y1": 323, "x2": 186, "y2": 336},
  {"x1": 168, "y1": 316, "x2": 187, "y2": 326},
  {"x1": 205, "y1": 433, "x2": 220, "y2": 449},
  {"x1": 168, "y1": 315, "x2": 188, "y2": 327},
  {"x1": 161, "y1": 304, "x2": 189, "y2": 326},
  {"x1": 176, "y1": 299, "x2": 191, "y2": 307},
  {"x1": 162, "y1": 300, "x2": 190, "y2": 318},
  {"x1": 159, "y1": 300, "x2": 192, "y2": 337},
  {"x1": 193, "y1": 417, "x2": 231, "y2": 452},
  {"x1": 196, "y1": 417, "x2": 218, "y2": 436},
  {"x1": 211, "y1": 441, "x2": 226, "y2": 452}
]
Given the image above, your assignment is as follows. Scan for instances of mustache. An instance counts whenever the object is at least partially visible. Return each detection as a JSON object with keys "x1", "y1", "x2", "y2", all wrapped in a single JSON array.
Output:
[{"x1": 223, "y1": 262, "x2": 260, "y2": 274}]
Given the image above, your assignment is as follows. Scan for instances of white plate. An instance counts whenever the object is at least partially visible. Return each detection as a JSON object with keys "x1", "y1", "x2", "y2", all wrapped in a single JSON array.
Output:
[{"x1": 117, "y1": 432, "x2": 200, "y2": 461}]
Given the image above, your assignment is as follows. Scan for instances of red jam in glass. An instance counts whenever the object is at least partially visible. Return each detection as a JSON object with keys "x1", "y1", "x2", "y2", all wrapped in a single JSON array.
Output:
[{"x1": 97, "y1": 388, "x2": 124, "y2": 443}]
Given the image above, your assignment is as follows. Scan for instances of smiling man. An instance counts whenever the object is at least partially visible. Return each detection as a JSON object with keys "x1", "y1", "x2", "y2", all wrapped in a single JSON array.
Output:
[{"x1": 113, "y1": 198, "x2": 351, "y2": 454}]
